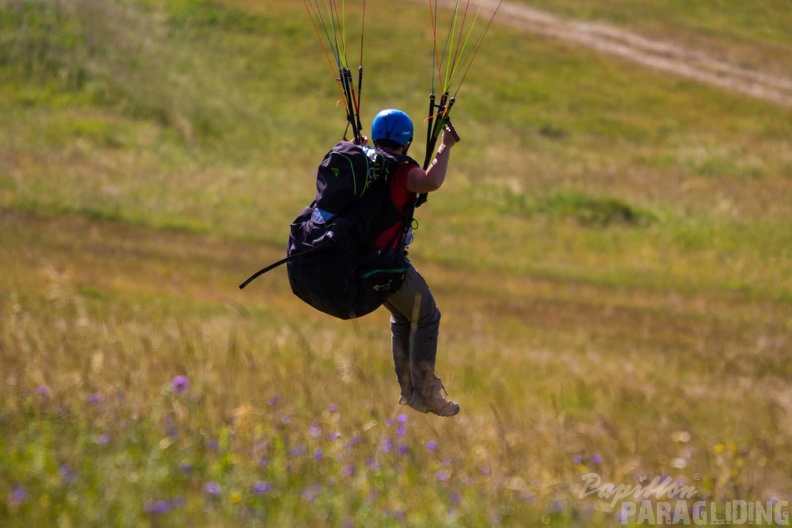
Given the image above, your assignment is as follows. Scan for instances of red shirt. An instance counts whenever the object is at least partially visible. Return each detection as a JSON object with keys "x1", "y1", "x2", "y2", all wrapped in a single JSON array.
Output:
[{"x1": 375, "y1": 162, "x2": 417, "y2": 250}]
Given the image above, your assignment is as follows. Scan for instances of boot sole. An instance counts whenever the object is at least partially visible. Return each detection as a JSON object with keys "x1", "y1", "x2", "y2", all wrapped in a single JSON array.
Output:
[{"x1": 408, "y1": 402, "x2": 460, "y2": 417}]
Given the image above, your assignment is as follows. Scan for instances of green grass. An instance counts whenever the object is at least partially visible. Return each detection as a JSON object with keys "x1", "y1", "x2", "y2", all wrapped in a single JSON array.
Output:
[{"x1": 1, "y1": 0, "x2": 791, "y2": 526}]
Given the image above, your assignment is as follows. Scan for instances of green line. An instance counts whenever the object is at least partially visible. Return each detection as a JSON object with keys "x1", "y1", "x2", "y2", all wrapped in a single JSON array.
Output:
[
  {"x1": 341, "y1": 0, "x2": 348, "y2": 67},
  {"x1": 444, "y1": 0, "x2": 461, "y2": 91},
  {"x1": 453, "y1": 1, "x2": 485, "y2": 81},
  {"x1": 329, "y1": 152, "x2": 358, "y2": 195},
  {"x1": 326, "y1": 0, "x2": 345, "y2": 68},
  {"x1": 310, "y1": 0, "x2": 343, "y2": 69},
  {"x1": 363, "y1": 268, "x2": 406, "y2": 279}
]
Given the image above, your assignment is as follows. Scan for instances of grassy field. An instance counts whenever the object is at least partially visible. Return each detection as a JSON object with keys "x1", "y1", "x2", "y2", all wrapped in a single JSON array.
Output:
[{"x1": 1, "y1": 0, "x2": 791, "y2": 526}]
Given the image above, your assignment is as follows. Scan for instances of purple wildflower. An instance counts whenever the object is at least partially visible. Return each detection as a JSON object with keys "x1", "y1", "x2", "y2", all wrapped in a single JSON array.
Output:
[
  {"x1": 87, "y1": 392, "x2": 102, "y2": 404},
  {"x1": 290, "y1": 444, "x2": 307, "y2": 457},
  {"x1": 180, "y1": 463, "x2": 193, "y2": 473},
  {"x1": 381, "y1": 437, "x2": 394, "y2": 454},
  {"x1": 436, "y1": 469, "x2": 451, "y2": 482},
  {"x1": 426, "y1": 440, "x2": 438, "y2": 452},
  {"x1": 327, "y1": 403, "x2": 338, "y2": 413},
  {"x1": 59, "y1": 464, "x2": 77, "y2": 483},
  {"x1": 314, "y1": 448, "x2": 324, "y2": 462},
  {"x1": 397, "y1": 413, "x2": 408, "y2": 424},
  {"x1": 97, "y1": 433, "x2": 110, "y2": 445},
  {"x1": 592, "y1": 453, "x2": 603, "y2": 465},
  {"x1": 301, "y1": 484, "x2": 322, "y2": 503},
  {"x1": 397, "y1": 444, "x2": 408, "y2": 456},
  {"x1": 366, "y1": 456, "x2": 380, "y2": 471},
  {"x1": 171, "y1": 375, "x2": 189, "y2": 394},
  {"x1": 481, "y1": 465, "x2": 491, "y2": 475},
  {"x1": 253, "y1": 481, "x2": 272, "y2": 495},
  {"x1": 36, "y1": 385, "x2": 49, "y2": 396},
  {"x1": 328, "y1": 432, "x2": 342, "y2": 441},
  {"x1": 342, "y1": 464, "x2": 356, "y2": 478},
  {"x1": 9, "y1": 485, "x2": 26, "y2": 507},
  {"x1": 207, "y1": 439, "x2": 219, "y2": 451},
  {"x1": 144, "y1": 499, "x2": 173, "y2": 515},
  {"x1": 550, "y1": 500, "x2": 564, "y2": 513},
  {"x1": 258, "y1": 457, "x2": 269, "y2": 467},
  {"x1": 203, "y1": 481, "x2": 221, "y2": 496},
  {"x1": 572, "y1": 454, "x2": 583, "y2": 464},
  {"x1": 308, "y1": 423, "x2": 321, "y2": 439},
  {"x1": 396, "y1": 425, "x2": 406, "y2": 438}
]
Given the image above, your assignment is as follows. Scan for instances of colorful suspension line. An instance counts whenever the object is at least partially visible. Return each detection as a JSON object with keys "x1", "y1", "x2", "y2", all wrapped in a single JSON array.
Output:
[
  {"x1": 303, "y1": 0, "x2": 367, "y2": 144},
  {"x1": 419, "y1": 0, "x2": 503, "y2": 206}
]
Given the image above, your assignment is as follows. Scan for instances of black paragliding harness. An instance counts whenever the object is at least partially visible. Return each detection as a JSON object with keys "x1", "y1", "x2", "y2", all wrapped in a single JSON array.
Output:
[{"x1": 240, "y1": 0, "x2": 502, "y2": 317}]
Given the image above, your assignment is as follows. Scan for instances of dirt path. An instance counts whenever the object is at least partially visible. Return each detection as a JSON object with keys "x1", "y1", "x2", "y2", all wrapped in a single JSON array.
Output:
[{"x1": 434, "y1": 0, "x2": 792, "y2": 107}]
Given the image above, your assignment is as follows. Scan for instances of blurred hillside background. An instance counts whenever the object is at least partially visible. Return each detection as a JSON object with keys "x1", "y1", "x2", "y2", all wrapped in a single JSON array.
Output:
[{"x1": 1, "y1": 0, "x2": 790, "y2": 526}]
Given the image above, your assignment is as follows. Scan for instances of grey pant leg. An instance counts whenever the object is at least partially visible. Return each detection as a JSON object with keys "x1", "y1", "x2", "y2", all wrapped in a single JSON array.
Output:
[
  {"x1": 383, "y1": 266, "x2": 441, "y2": 391},
  {"x1": 383, "y1": 309, "x2": 412, "y2": 397}
]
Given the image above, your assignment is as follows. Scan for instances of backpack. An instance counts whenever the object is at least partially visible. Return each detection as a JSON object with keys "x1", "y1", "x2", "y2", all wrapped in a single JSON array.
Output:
[{"x1": 240, "y1": 141, "x2": 417, "y2": 320}]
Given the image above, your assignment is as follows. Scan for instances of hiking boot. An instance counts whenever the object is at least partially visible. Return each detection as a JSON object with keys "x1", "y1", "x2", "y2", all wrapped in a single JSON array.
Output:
[
  {"x1": 398, "y1": 379, "x2": 412, "y2": 405},
  {"x1": 392, "y1": 350, "x2": 412, "y2": 405},
  {"x1": 395, "y1": 369, "x2": 413, "y2": 405},
  {"x1": 409, "y1": 377, "x2": 459, "y2": 417}
]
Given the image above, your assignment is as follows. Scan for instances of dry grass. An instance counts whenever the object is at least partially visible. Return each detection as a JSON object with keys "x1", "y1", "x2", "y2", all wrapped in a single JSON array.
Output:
[
  {"x1": 1, "y1": 0, "x2": 790, "y2": 525},
  {"x1": 2, "y1": 209, "x2": 790, "y2": 526}
]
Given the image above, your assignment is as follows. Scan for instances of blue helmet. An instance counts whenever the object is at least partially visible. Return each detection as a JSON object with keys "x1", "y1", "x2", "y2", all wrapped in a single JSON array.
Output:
[{"x1": 371, "y1": 109, "x2": 413, "y2": 146}]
